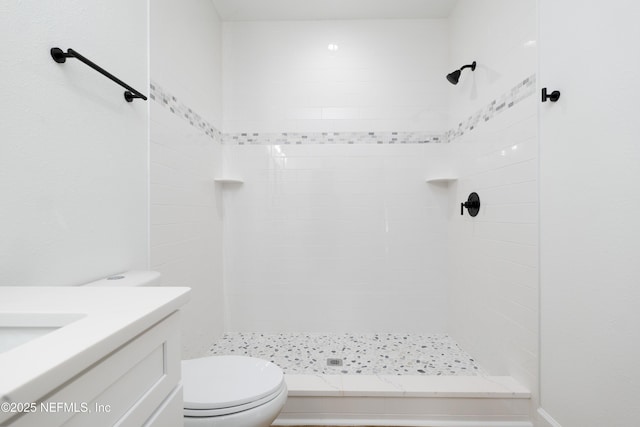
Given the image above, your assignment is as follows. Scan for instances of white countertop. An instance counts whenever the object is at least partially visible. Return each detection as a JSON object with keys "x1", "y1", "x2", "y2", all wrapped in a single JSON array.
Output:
[{"x1": 0, "y1": 286, "x2": 190, "y2": 420}]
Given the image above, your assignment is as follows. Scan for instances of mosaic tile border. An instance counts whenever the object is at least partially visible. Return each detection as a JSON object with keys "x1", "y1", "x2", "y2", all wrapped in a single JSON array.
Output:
[
  {"x1": 149, "y1": 80, "x2": 222, "y2": 143},
  {"x1": 223, "y1": 131, "x2": 444, "y2": 145},
  {"x1": 150, "y1": 74, "x2": 536, "y2": 145},
  {"x1": 445, "y1": 74, "x2": 537, "y2": 142},
  {"x1": 208, "y1": 332, "x2": 485, "y2": 376}
]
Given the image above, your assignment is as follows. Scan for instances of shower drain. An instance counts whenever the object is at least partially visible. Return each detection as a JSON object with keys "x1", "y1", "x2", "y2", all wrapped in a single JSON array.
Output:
[{"x1": 326, "y1": 358, "x2": 343, "y2": 367}]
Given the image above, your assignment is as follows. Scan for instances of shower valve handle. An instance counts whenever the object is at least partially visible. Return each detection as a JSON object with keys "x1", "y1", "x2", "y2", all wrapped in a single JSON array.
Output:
[
  {"x1": 460, "y1": 201, "x2": 479, "y2": 214},
  {"x1": 461, "y1": 192, "x2": 481, "y2": 217}
]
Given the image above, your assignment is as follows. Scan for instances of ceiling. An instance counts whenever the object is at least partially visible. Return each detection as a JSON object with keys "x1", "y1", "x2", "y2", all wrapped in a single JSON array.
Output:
[{"x1": 210, "y1": 0, "x2": 459, "y2": 21}]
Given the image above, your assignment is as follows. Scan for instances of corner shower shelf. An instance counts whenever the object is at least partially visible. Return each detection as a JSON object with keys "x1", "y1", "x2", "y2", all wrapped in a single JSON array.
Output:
[
  {"x1": 214, "y1": 178, "x2": 244, "y2": 184},
  {"x1": 425, "y1": 177, "x2": 458, "y2": 184}
]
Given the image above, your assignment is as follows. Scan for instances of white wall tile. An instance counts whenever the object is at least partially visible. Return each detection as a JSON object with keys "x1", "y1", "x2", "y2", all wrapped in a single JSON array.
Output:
[
  {"x1": 446, "y1": 0, "x2": 539, "y2": 403},
  {"x1": 223, "y1": 20, "x2": 449, "y2": 133},
  {"x1": 150, "y1": 0, "x2": 225, "y2": 359},
  {"x1": 224, "y1": 144, "x2": 451, "y2": 332}
]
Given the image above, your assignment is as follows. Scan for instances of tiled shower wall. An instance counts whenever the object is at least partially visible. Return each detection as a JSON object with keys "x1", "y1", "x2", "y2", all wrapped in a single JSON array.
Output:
[
  {"x1": 220, "y1": 13, "x2": 538, "y2": 340},
  {"x1": 149, "y1": 0, "x2": 224, "y2": 359},
  {"x1": 447, "y1": 0, "x2": 538, "y2": 402},
  {"x1": 221, "y1": 19, "x2": 453, "y2": 332},
  {"x1": 223, "y1": 143, "x2": 452, "y2": 332},
  {"x1": 222, "y1": 19, "x2": 449, "y2": 134}
]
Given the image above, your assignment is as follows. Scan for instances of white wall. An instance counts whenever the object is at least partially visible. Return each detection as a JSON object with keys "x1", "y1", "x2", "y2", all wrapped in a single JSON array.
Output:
[
  {"x1": 222, "y1": 19, "x2": 449, "y2": 133},
  {"x1": 539, "y1": 0, "x2": 640, "y2": 425},
  {"x1": 149, "y1": 0, "x2": 225, "y2": 358},
  {"x1": 446, "y1": 0, "x2": 538, "y2": 399},
  {"x1": 0, "y1": 0, "x2": 148, "y2": 286}
]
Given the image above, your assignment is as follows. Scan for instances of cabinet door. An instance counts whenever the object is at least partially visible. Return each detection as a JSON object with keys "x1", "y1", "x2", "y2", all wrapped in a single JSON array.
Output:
[{"x1": 539, "y1": 1, "x2": 640, "y2": 426}]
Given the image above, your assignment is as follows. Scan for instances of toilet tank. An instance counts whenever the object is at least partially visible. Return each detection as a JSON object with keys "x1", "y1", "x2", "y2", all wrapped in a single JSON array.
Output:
[{"x1": 83, "y1": 271, "x2": 162, "y2": 287}]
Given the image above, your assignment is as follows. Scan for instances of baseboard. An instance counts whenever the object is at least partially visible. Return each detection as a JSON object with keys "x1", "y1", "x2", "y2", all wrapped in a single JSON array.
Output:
[{"x1": 537, "y1": 408, "x2": 562, "y2": 427}]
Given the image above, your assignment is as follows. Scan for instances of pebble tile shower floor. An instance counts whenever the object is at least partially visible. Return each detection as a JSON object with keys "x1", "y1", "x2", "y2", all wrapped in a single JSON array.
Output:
[{"x1": 208, "y1": 333, "x2": 485, "y2": 375}]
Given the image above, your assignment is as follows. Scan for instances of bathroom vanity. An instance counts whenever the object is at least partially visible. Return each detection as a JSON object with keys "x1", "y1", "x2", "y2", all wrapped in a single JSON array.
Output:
[{"x1": 0, "y1": 286, "x2": 190, "y2": 426}]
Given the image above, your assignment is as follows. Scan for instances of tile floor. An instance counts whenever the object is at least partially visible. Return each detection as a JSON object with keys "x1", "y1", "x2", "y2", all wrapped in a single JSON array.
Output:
[{"x1": 208, "y1": 332, "x2": 484, "y2": 376}]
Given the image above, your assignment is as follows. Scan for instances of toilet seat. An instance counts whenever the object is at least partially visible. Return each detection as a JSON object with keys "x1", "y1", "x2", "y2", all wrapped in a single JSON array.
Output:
[
  {"x1": 183, "y1": 381, "x2": 286, "y2": 417},
  {"x1": 182, "y1": 355, "x2": 285, "y2": 417}
]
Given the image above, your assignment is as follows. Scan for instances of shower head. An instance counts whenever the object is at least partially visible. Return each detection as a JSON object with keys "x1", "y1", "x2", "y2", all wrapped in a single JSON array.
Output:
[
  {"x1": 446, "y1": 61, "x2": 476, "y2": 85},
  {"x1": 446, "y1": 70, "x2": 461, "y2": 85}
]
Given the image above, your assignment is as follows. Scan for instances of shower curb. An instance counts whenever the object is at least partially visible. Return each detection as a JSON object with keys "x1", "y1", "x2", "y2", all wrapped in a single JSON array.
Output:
[{"x1": 273, "y1": 374, "x2": 532, "y2": 427}]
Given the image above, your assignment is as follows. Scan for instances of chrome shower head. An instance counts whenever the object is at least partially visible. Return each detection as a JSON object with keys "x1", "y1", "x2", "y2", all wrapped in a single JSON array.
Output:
[{"x1": 446, "y1": 61, "x2": 476, "y2": 85}]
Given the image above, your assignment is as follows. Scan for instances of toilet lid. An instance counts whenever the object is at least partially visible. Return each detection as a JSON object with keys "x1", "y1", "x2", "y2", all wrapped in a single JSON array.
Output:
[{"x1": 182, "y1": 356, "x2": 284, "y2": 411}]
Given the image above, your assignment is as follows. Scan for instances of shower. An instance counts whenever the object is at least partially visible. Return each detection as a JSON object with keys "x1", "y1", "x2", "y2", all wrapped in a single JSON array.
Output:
[{"x1": 446, "y1": 61, "x2": 476, "y2": 84}]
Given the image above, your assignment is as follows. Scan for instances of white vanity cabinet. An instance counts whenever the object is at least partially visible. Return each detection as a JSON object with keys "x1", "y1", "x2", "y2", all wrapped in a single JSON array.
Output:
[
  {"x1": 0, "y1": 287, "x2": 190, "y2": 427},
  {"x1": 12, "y1": 313, "x2": 182, "y2": 427}
]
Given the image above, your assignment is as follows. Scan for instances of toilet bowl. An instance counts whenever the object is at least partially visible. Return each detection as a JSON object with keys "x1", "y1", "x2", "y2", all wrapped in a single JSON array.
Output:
[
  {"x1": 84, "y1": 271, "x2": 288, "y2": 427},
  {"x1": 182, "y1": 355, "x2": 287, "y2": 427}
]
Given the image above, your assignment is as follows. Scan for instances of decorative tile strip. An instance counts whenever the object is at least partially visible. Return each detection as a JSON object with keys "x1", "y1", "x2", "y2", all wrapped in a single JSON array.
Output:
[
  {"x1": 150, "y1": 73, "x2": 536, "y2": 145},
  {"x1": 444, "y1": 74, "x2": 536, "y2": 142},
  {"x1": 222, "y1": 131, "x2": 444, "y2": 145},
  {"x1": 149, "y1": 80, "x2": 222, "y2": 143}
]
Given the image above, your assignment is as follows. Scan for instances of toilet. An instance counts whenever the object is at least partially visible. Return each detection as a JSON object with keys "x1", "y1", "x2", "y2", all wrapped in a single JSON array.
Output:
[
  {"x1": 85, "y1": 271, "x2": 288, "y2": 427},
  {"x1": 182, "y1": 355, "x2": 287, "y2": 427}
]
